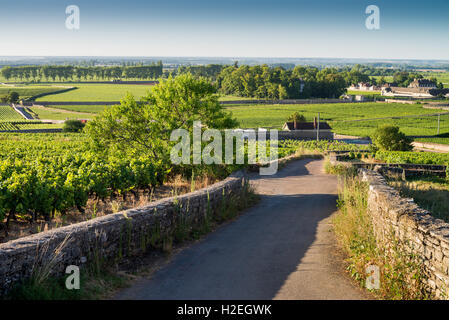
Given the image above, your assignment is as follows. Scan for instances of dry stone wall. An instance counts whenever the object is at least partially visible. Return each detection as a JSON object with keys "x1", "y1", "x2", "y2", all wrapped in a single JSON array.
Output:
[
  {"x1": 360, "y1": 169, "x2": 449, "y2": 299},
  {"x1": 0, "y1": 171, "x2": 247, "y2": 296}
]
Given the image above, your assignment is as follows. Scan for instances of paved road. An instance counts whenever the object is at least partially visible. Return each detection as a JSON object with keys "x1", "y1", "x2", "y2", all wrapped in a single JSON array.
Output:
[{"x1": 115, "y1": 159, "x2": 370, "y2": 300}]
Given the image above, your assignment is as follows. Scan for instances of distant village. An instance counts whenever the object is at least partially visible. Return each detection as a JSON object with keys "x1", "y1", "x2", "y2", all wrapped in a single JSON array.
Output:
[{"x1": 349, "y1": 79, "x2": 449, "y2": 98}]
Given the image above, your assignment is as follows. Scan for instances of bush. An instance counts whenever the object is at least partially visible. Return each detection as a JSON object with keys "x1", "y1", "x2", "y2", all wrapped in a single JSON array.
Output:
[
  {"x1": 287, "y1": 112, "x2": 306, "y2": 123},
  {"x1": 371, "y1": 125, "x2": 413, "y2": 151},
  {"x1": 0, "y1": 92, "x2": 20, "y2": 104},
  {"x1": 63, "y1": 120, "x2": 86, "y2": 133}
]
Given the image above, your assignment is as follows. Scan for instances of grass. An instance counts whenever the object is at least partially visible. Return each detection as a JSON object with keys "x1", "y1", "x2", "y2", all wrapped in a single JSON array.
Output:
[
  {"x1": 29, "y1": 106, "x2": 94, "y2": 120},
  {"x1": 415, "y1": 137, "x2": 449, "y2": 145},
  {"x1": 35, "y1": 83, "x2": 154, "y2": 102},
  {"x1": 227, "y1": 102, "x2": 447, "y2": 134},
  {"x1": 347, "y1": 90, "x2": 383, "y2": 98},
  {"x1": 0, "y1": 85, "x2": 65, "y2": 100},
  {"x1": 218, "y1": 95, "x2": 258, "y2": 101},
  {"x1": 0, "y1": 121, "x2": 63, "y2": 131},
  {"x1": 331, "y1": 114, "x2": 449, "y2": 137},
  {"x1": 414, "y1": 133, "x2": 449, "y2": 145},
  {"x1": 46, "y1": 105, "x2": 110, "y2": 114},
  {"x1": 331, "y1": 169, "x2": 429, "y2": 300},
  {"x1": 389, "y1": 177, "x2": 449, "y2": 222},
  {"x1": 374, "y1": 151, "x2": 449, "y2": 165}
]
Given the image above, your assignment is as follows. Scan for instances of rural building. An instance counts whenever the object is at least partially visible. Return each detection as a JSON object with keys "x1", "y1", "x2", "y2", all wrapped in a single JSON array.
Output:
[
  {"x1": 408, "y1": 79, "x2": 437, "y2": 89},
  {"x1": 381, "y1": 79, "x2": 448, "y2": 98},
  {"x1": 349, "y1": 82, "x2": 380, "y2": 91},
  {"x1": 282, "y1": 118, "x2": 333, "y2": 140}
]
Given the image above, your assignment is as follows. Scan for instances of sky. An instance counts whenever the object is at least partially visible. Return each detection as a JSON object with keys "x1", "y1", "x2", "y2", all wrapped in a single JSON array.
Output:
[{"x1": 0, "y1": 0, "x2": 448, "y2": 60}]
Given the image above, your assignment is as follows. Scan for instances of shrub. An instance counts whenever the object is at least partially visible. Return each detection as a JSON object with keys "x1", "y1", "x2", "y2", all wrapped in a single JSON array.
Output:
[
  {"x1": 371, "y1": 125, "x2": 413, "y2": 151},
  {"x1": 287, "y1": 112, "x2": 306, "y2": 123},
  {"x1": 0, "y1": 92, "x2": 20, "y2": 104},
  {"x1": 63, "y1": 120, "x2": 86, "y2": 133}
]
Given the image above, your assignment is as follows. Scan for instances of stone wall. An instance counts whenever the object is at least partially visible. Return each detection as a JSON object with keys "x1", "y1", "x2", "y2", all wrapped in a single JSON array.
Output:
[
  {"x1": 0, "y1": 171, "x2": 247, "y2": 296},
  {"x1": 360, "y1": 169, "x2": 449, "y2": 299}
]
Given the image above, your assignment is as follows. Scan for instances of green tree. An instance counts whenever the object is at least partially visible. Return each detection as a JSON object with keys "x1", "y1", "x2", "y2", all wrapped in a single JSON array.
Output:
[
  {"x1": 86, "y1": 74, "x2": 238, "y2": 161},
  {"x1": 63, "y1": 120, "x2": 86, "y2": 133},
  {"x1": 371, "y1": 125, "x2": 413, "y2": 151},
  {"x1": 7, "y1": 92, "x2": 19, "y2": 104},
  {"x1": 287, "y1": 112, "x2": 306, "y2": 123}
]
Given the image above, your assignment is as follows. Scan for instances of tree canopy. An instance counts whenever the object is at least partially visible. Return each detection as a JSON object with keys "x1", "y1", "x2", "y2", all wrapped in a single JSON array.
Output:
[{"x1": 86, "y1": 74, "x2": 238, "y2": 161}]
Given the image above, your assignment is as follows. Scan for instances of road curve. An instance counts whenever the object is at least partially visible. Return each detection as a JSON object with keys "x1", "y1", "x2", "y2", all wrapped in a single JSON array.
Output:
[{"x1": 114, "y1": 159, "x2": 371, "y2": 300}]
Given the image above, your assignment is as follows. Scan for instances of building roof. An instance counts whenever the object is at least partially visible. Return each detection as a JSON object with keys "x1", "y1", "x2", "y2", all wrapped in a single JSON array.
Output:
[{"x1": 284, "y1": 121, "x2": 332, "y2": 130}]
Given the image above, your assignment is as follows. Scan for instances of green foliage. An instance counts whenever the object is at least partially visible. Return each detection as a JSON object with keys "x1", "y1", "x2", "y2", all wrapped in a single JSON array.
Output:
[
  {"x1": 63, "y1": 120, "x2": 86, "y2": 133},
  {"x1": 35, "y1": 84, "x2": 153, "y2": 102},
  {"x1": 333, "y1": 174, "x2": 428, "y2": 299},
  {"x1": 389, "y1": 177, "x2": 449, "y2": 222},
  {"x1": 414, "y1": 133, "x2": 449, "y2": 146},
  {"x1": 0, "y1": 86, "x2": 67, "y2": 100},
  {"x1": 371, "y1": 125, "x2": 413, "y2": 151},
  {"x1": 375, "y1": 150, "x2": 449, "y2": 165},
  {"x1": 0, "y1": 133, "x2": 167, "y2": 227},
  {"x1": 1, "y1": 63, "x2": 162, "y2": 82},
  {"x1": 217, "y1": 65, "x2": 347, "y2": 99},
  {"x1": 86, "y1": 74, "x2": 238, "y2": 160},
  {"x1": 287, "y1": 112, "x2": 306, "y2": 123},
  {"x1": 3, "y1": 91, "x2": 20, "y2": 104},
  {"x1": 0, "y1": 106, "x2": 23, "y2": 121},
  {"x1": 392, "y1": 71, "x2": 423, "y2": 87},
  {"x1": 227, "y1": 102, "x2": 448, "y2": 138}
]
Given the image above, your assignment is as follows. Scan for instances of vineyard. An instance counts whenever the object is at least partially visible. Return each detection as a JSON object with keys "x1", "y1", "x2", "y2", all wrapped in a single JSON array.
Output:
[
  {"x1": 0, "y1": 133, "x2": 365, "y2": 234},
  {"x1": 0, "y1": 86, "x2": 65, "y2": 100},
  {"x1": 0, "y1": 106, "x2": 22, "y2": 121},
  {"x1": 375, "y1": 151, "x2": 449, "y2": 165},
  {"x1": 0, "y1": 121, "x2": 62, "y2": 131}
]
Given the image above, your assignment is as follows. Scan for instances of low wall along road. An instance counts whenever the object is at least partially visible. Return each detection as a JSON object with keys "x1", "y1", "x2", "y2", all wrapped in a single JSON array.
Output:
[
  {"x1": 361, "y1": 169, "x2": 449, "y2": 299},
  {"x1": 0, "y1": 171, "x2": 246, "y2": 295}
]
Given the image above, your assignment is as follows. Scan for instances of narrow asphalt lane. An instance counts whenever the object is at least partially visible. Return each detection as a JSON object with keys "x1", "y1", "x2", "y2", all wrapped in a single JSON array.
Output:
[{"x1": 114, "y1": 159, "x2": 371, "y2": 300}]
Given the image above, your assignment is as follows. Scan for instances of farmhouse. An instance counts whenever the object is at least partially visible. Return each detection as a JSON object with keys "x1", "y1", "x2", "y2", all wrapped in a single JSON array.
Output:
[
  {"x1": 282, "y1": 118, "x2": 333, "y2": 140},
  {"x1": 381, "y1": 79, "x2": 449, "y2": 98},
  {"x1": 349, "y1": 82, "x2": 380, "y2": 91},
  {"x1": 408, "y1": 79, "x2": 437, "y2": 89}
]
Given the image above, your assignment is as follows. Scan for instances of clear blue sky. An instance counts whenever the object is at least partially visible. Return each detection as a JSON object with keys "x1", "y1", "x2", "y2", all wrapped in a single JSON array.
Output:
[{"x1": 1, "y1": 0, "x2": 448, "y2": 59}]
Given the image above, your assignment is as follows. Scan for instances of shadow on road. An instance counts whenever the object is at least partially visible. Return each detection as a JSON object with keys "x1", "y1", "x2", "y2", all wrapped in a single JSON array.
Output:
[{"x1": 115, "y1": 192, "x2": 337, "y2": 300}]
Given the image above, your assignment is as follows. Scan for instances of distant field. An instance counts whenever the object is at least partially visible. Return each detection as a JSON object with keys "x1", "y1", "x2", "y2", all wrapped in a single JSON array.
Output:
[
  {"x1": 228, "y1": 102, "x2": 432, "y2": 127},
  {"x1": 30, "y1": 106, "x2": 94, "y2": 120},
  {"x1": 0, "y1": 121, "x2": 63, "y2": 131},
  {"x1": 35, "y1": 83, "x2": 154, "y2": 102},
  {"x1": 218, "y1": 95, "x2": 258, "y2": 101},
  {"x1": 414, "y1": 133, "x2": 449, "y2": 145},
  {"x1": 370, "y1": 72, "x2": 449, "y2": 86},
  {"x1": 370, "y1": 75, "x2": 394, "y2": 83},
  {"x1": 414, "y1": 137, "x2": 449, "y2": 145},
  {"x1": 421, "y1": 71, "x2": 449, "y2": 85},
  {"x1": 331, "y1": 114, "x2": 449, "y2": 137},
  {"x1": 46, "y1": 105, "x2": 109, "y2": 114},
  {"x1": 346, "y1": 90, "x2": 383, "y2": 98},
  {"x1": 228, "y1": 102, "x2": 449, "y2": 137},
  {"x1": 0, "y1": 85, "x2": 65, "y2": 100}
]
